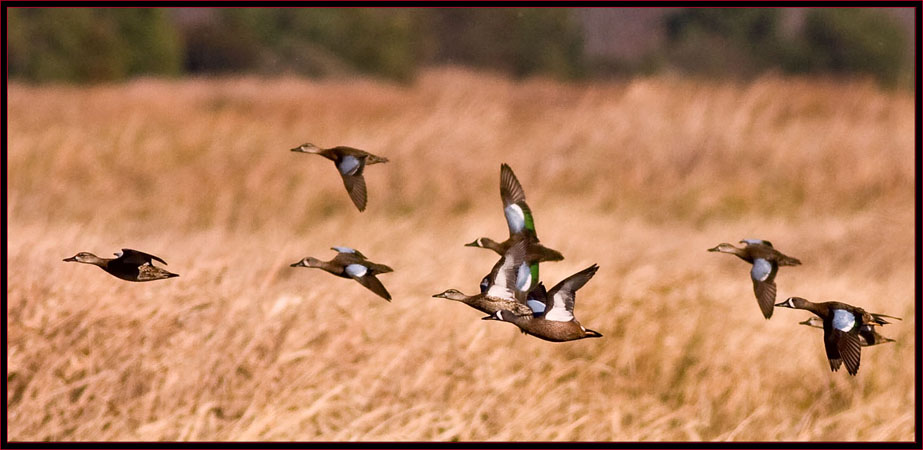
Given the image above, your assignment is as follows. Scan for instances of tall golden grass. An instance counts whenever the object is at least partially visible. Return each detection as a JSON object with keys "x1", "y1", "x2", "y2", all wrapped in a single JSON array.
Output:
[{"x1": 7, "y1": 68, "x2": 915, "y2": 441}]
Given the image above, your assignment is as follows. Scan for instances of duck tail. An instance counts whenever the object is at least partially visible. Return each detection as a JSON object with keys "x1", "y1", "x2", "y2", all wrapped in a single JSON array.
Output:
[{"x1": 779, "y1": 255, "x2": 802, "y2": 266}]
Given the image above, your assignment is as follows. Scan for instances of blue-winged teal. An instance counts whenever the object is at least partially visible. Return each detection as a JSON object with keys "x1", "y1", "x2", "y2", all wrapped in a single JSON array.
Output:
[
  {"x1": 482, "y1": 264, "x2": 602, "y2": 342},
  {"x1": 63, "y1": 249, "x2": 179, "y2": 282},
  {"x1": 291, "y1": 246, "x2": 393, "y2": 301},
  {"x1": 433, "y1": 238, "x2": 539, "y2": 317},
  {"x1": 708, "y1": 239, "x2": 802, "y2": 319},
  {"x1": 798, "y1": 317, "x2": 896, "y2": 347},
  {"x1": 291, "y1": 143, "x2": 389, "y2": 212},
  {"x1": 775, "y1": 296, "x2": 900, "y2": 375},
  {"x1": 466, "y1": 164, "x2": 564, "y2": 266}
]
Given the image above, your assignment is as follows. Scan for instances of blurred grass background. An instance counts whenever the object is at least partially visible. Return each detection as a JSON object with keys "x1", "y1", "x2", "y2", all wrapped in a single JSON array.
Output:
[
  {"x1": 7, "y1": 67, "x2": 915, "y2": 441},
  {"x1": 5, "y1": 6, "x2": 918, "y2": 442}
]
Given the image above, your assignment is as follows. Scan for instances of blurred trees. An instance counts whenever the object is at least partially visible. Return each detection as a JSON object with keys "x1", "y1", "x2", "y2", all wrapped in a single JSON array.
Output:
[
  {"x1": 663, "y1": 7, "x2": 909, "y2": 86},
  {"x1": 8, "y1": 8, "x2": 181, "y2": 82},
  {"x1": 6, "y1": 7, "x2": 911, "y2": 86}
]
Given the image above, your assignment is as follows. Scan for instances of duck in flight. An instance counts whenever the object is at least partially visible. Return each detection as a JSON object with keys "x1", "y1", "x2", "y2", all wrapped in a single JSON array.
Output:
[
  {"x1": 775, "y1": 296, "x2": 900, "y2": 375},
  {"x1": 63, "y1": 249, "x2": 179, "y2": 282},
  {"x1": 291, "y1": 143, "x2": 389, "y2": 212},
  {"x1": 290, "y1": 246, "x2": 393, "y2": 301},
  {"x1": 708, "y1": 239, "x2": 801, "y2": 319}
]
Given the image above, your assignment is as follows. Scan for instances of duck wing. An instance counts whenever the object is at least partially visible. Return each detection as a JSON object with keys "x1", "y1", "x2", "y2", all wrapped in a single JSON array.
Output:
[
  {"x1": 335, "y1": 155, "x2": 368, "y2": 212},
  {"x1": 542, "y1": 264, "x2": 599, "y2": 322},
  {"x1": 344, "y1": 263, "x2": 391, "y2": 301},
  {"x1": 118, "y1": 249, "x2": 167, "y2": 266},
  {"x1": 823, "y1": 326, "x2": 844, "y2": 372},
  {"x1": 485, "y1": 238, "x2": 531, "y2": 302},
  {"x1": 750, "y1": 258, "x2": 778, "y2": 319},
  {"x1": 500, "y1": 164, "x2": 537, "y2": 240},
  {"x1": 834, "y1": 330, "x2": 862, "y2": 375}
]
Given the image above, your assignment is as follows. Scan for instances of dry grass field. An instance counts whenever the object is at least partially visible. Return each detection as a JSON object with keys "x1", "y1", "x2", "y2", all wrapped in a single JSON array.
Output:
[{"x1": 6, "y1": 68, "x2": 916, "y2": 441}]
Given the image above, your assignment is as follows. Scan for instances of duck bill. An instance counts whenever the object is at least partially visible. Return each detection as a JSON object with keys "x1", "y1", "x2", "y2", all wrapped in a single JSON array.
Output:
[
  {"x1": 464, "y1": 240, "x2": 480, "y2": 247},
  {"x1": 63, "y1": 256, "x2": 77, "y2": 262},
  {"x1": 706, "y1": 246, "x2": 720, "y2": 252},
  {"x1": 480, "y1": 314, "x2": 497, "y2": 321},
  {"x1": 290, "y1": 261, "x2": 306, "y2": 267}
]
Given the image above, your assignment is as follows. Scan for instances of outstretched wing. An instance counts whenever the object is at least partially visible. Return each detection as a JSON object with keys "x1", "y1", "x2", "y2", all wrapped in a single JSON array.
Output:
[
  {"x1": 834, "y1": 330, "x2": 861, "y2": 375},
  {"x1": 345, "y1": 263, "x2": 391, "y2": 301},
  {"x1": 543, "y1": 264, "x2": 599, "y2": 322},
  {"x1": 118, "y1": 249, "x2": 167, "y2": 266},
  {"x1": 750, "y1": 258, "x2": 778, "y2": 319},
  {"x1": 823, "y1": 325, "x2": 843, "y2": 372},
  {"x1": 500, "y1": 164, "x2": 537, "y2": 239},
  {"x1": 340, "y1": 172, "x2": 368, "y2": 212}
]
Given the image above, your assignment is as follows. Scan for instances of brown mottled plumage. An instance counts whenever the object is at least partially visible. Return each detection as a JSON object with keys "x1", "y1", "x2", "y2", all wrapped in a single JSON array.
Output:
[{"x1": 63, "y1": 249, "x2": 179, "y2": 282}]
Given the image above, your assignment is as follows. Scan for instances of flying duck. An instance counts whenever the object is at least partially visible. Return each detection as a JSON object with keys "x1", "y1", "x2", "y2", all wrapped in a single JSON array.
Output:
[
  {"x1": 482, "y1": 264, "x2": 602, "y2": 342},
  {"x1": 63, "y1": 249, "x2": 179, "y2": 282},
  {"x1": 466, "y1": 163, "x2": 564, "y2": 266},
  {"x1": 290, "y1": 143, "x2": 389, "y2": 212},
  {"x1": 433, "y1": 238, "x2": 540, "y2": 318},
  {"x1": 775, "y1": 296, "x2": 900, "y2": 375},
  {"x1": 290, "y1": 246, "x2": 393, "y2": 301},
  {"x1": 798, "y1": 317, "x2": 896, "y2": 346},
  {"x1": 708, "y1": 239, "x2": 802, "y2": 319}
]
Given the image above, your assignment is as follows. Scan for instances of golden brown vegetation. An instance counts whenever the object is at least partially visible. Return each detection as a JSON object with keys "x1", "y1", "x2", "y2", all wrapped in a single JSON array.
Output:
[{"x1": 7, "y1": 68, "x2": 915, "y2": 441}]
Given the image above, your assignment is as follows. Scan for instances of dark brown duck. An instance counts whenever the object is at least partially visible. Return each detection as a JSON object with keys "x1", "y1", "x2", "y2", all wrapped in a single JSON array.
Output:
[
  {"x1": 63, "y1": 249, "x2": 179, "y2": 282},
  {"x1": 775, "y1": 296, "x2": 900, "y2": 376}
]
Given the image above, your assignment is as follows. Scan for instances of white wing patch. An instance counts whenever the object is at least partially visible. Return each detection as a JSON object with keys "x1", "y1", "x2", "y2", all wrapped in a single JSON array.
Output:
[
  {"x1": 486, "y1": 284, "x2": 514, "y2": 301},
  {"x1": 338, "y1": 155, "x2": 361, "y2": 175},
  {"x1": 515, "y1": 262, "x2": 532, "y2": 292},
  {"x1": 114, "y1": 251, "x2": 124, "y2": 258},
  {"x1": 741, "y1": 239, "x2": 764, "y2": 246},
  {"x1": 504, "y1": 204, "x2": 526, "y2": 234},
  {"x1": 332, "y1": 246, "x2": 356, "y2": 254},
  {"x1": 832, "y1": 309, "x2": 856, "y2": 332},
  {"x1": 345, "y1": 263, "x2": 368, "y2": 278},
  {"x1": 751, "y1": 258, "x2": 772, "y2": 281},
  {"x1": 543, "y1": 292, "x2": 574, "y2": 322}
]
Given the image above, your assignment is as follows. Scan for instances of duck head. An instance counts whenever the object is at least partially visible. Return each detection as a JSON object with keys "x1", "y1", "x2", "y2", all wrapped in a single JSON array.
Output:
[
  {"x1": 290, "y1": 143, "x2": 322, "y2": 153},
  {"x1": 432, "y1": 289, "x2": 467, "y2": 301},
  {"x1": 464, "y1": 238, "x2": 488, "y2": 248},
  {"x1": 481, "y1": 310, "x2": 515, "y2": 321},
  {"x1": 290, "y1": 257, "x2": 322, "y2": 268},
  {"x1": 775, "y1": 296, "x2": 808, "y2": 309},
  {"x1": 63, "y1": 252, "x2": 103, "y2": 264},
  {"x1": 707, "y1": 243, "x2": 738, "y2": 253}
]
